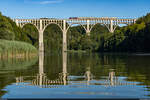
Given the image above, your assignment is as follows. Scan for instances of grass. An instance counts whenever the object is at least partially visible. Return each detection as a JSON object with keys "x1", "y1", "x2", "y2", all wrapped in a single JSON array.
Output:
[{"x1": 0, "y1": 39, "x2": 38, "y2": 58}]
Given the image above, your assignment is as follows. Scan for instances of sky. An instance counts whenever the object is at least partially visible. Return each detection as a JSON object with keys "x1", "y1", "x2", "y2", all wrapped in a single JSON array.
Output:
[{"x1": 0, "y1": 0, "x2": 150, "y2": 19}]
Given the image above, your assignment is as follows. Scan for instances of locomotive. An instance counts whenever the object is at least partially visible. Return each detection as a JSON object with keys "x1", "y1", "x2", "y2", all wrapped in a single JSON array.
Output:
[{"x1": 69, "y1": 17, "x2": 78, "y2": 19}]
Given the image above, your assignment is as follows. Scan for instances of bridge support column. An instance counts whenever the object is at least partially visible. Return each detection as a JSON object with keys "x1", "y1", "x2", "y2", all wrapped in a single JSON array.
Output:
[
  {"x1": 39, "y1": 30, "x2": 44, "y2": 52},
  {"x1": 86, "y1": 20, "x2": 90, "y2": 36},
  {"x1": 15, "y1": 19, "x2": 19, "y2": 26},
  {"x1": 39, "y1": 19, "x2": 44, "y2": 52},
  {"x1": 63, "y1": 20, "x2": 67, "y2": 52},
  {"x1": 110, "y1": 20, "x2": 114, "y2": 33}
]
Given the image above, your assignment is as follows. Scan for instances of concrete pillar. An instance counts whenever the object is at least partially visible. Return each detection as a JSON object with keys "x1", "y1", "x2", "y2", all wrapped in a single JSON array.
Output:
[
  {"x1": 39, "y1": 19, "x2": 44, "y2": 52},
  {"x1": 39, "y1": 18, "x2": 44, "y2": 86},
  {"x1": 15, "y1": 19, "x2": 19, "y2": 26},
  {"x1": 39, "y1": 30, "x2": 44, "y2": 52},
  {"x1": 86, "y1": 20, "x2": 90, "y2": 36},
  {"x1": 134, "y1": 19, "x2": 137, "y2": 24},
  {"x1": 110, "y1": 19, "x2": 114, "y2": 33},
  {"x1": 63, "y1": 20, "x2": 67, "y2": 52},
  {"x1": 63, "y1": 51, "x2": 67, "y2": 85}
]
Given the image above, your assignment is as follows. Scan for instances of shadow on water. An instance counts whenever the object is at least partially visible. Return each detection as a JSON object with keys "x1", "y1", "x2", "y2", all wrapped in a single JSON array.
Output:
[{"x1": 1, "y1": 52, "x2": 150, "y2": 98}]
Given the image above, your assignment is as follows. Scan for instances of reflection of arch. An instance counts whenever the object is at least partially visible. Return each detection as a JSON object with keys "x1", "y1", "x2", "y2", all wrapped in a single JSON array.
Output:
[
  {"x1": 66, "y1": 23, "x2": 87, "y2": 33},
  {"x1": 21, "y1": 23, "x2": 39, "y2": 32},
  {"x1": 43, "y1": 23, "x2": 63, "y2": 33}
]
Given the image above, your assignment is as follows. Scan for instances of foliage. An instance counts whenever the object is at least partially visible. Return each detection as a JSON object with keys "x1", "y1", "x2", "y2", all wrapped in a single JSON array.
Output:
[
  {"x1": 67, "y1": 13, "x2": 150, "y2": 53},
  {"x1": 0, "y1": 13, "x2": 15, "y2": 40},
  {"x1": 43, "y1": 24, "x2": 63, "y2": 53},
  {"x1": 22, "y1": 24, "x2": 39, "y2": 48}
]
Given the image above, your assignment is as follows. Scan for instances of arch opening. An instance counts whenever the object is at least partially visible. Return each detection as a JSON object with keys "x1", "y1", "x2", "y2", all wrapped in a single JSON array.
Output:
[
  {"x1": 118, "y1": 24, "x2": 128, "y2": 27},
  {"x1": 90, "y1": 23, "x2": 109, "y2": 34},
  {"x1": 67, "y1": 24, "x2": 86, "y2": 50},
  {"x1": 66, "y1": 23, "x2": 86, "y2": 33},
  {"x1": 43, "y1": 24, "x2": 63, "y2": 53},
  {"x1": 90, "y1": 23, "x2": 110, "y2": 52},
  {"x1": 43, "y1": 23, "x2": 63, "y2": 33},
  {"x1": 22, "y1": 23, "x2": 39, "y2": 48}
]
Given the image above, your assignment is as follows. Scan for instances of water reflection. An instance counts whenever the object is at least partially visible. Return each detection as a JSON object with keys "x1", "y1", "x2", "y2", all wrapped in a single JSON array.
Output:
[
  {"x1": 15, "y1": 53, "x2": 137, "y2": 88},
  {"x1": 1, "y1": 53, "x2": 150, "y2": 98},
  {"x1": 15, "y1": 52, "x2": 68, "y2": 87},
  {"x1": 84, "y1": 67, "x2": 93, "y2": 85}
]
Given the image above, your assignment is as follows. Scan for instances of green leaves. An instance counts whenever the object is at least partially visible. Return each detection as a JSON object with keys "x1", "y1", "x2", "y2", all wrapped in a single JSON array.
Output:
[
  {"x1": 0, "y1": 29, "x2": 15, "y2": 40},
  {"x1": 22, "y1": 24, "x2": 39, "y2": 48},
  {"x1": 43, "y1": 24, "x2": 63, "y2": 53}
]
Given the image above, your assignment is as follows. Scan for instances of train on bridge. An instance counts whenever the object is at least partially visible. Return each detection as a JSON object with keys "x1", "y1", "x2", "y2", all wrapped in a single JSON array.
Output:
[{"x1": 69, "y1": 17, "x2": 117, "y2": 20}]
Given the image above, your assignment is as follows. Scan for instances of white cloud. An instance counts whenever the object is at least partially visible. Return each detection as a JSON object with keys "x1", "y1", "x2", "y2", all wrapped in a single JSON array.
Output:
[
  {"x1": 39, "y1": 0, "x2": 63, "y2": 4},
  {"x1": 24, "y1": 0, "x2": 64, "y2": 5}
]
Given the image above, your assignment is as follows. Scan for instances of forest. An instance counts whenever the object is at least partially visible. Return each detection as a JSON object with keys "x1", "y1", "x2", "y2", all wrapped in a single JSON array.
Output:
[
  {"x1": 0, "y1": 12, "x2": 37, "y2": 58},
  {"x1": 0, "y1": 11, "x2": 150, "y2": 53}
]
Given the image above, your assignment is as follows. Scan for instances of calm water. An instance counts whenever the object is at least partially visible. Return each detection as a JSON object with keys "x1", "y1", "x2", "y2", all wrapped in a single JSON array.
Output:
[{"x1": 0, "y1": 52, "x2": 150, "y2": 99}]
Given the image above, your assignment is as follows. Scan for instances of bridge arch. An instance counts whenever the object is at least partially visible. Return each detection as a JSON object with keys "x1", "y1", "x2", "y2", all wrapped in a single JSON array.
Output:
[
  {"x1": 43, "y1": 23, "x2": 63, "y2": 33},
  {"x1": 90, "y1": 23, "x2": 118, "y2": 33},
  {"x1": 66, "y1": 23, "x2": 87, "y2": 34},
  {"x1": 21, "y1": 23, "x2": 39, "y2": 31},
  {"x1": 90, "y1": 23, "x2": 109, "y2": 33},
  {"x1": 43, "y1": 23, "x2": 63, "y2": 53}
]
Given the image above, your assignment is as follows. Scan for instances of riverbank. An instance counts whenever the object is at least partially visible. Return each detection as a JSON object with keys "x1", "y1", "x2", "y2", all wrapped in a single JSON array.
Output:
[
  {"x1": 0, "y1": 39, "x2": 38, "y2": 59},
  {"x1": 67, "y1": 50, "x2": 86, "y2": 53}
]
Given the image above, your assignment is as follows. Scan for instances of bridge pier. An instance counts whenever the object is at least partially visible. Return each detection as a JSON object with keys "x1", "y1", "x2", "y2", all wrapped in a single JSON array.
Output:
[
  {"x1": 39, "y1": 30, "x2": 44, "y2": 52},
  {"x1": 39, "y1": 19, "x2": 44, "y2": 52},
  {"x1": 63, "y1": 20, "x2": 67, "y2": 52},
  {"x1": 86, "y1": 20, "x2": 91, "y2": 36},
  {"x1": 110, "y1": 20, "x2": 114, "y2": 33},
  {"x1": 63, "y1": 31, "x2": 67, "y2": 52}
]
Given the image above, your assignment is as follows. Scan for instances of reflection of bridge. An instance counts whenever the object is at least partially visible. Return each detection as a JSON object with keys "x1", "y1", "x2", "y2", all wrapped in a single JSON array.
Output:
[
  {"x1": 103, "y1": 70, "x2": 137, "y2": 86},
  {"x1": 16, "y1": 52, "x2": 68, "y2": 86},
  {"x1": 13, "y1": 17, "x2": 137, "y2": 52},
  {"x1": 16, "y1": 52, "x2": 137, "y2": 88}
]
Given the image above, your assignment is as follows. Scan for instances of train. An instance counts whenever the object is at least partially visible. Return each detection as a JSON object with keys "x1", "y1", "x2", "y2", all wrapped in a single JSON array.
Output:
[
  {"x1": 40, "y1": 18, "x2": 57, "y2": 19},
  {"x1": 69, "y1": 17, "x2": 116, "y2": 20},
  {"x1": 69, "y1": 17, "x2": 78, "y2": 19}
]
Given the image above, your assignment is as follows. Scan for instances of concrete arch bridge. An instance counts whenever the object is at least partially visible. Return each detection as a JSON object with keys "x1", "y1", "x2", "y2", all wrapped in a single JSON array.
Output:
[{"x1": 13, "y1": 17, "x2": 136, "y2": 52}]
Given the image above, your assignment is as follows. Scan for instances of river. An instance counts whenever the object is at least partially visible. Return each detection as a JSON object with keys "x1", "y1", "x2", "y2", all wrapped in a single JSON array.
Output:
[{"x1": 0, "y1": 52, "x2": 150, "y2": 99}]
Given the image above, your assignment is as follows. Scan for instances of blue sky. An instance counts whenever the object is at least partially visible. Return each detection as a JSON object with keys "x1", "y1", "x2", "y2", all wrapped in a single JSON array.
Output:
[{"x1": 0, "y1": 0, "x2": 150, "y2": 19}]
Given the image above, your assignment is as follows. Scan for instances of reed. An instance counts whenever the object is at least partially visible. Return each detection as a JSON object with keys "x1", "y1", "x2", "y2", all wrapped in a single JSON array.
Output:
[{"x1": 0, "y1": 39, "x2": 38, "y2": 59}]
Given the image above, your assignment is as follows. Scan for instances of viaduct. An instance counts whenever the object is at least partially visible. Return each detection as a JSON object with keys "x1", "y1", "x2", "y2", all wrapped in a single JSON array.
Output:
[{"x1": 13, "y1": 17, "x2": 137, "y2": 52}]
